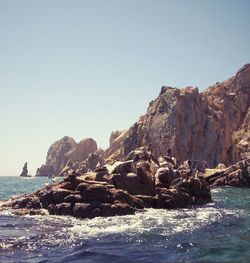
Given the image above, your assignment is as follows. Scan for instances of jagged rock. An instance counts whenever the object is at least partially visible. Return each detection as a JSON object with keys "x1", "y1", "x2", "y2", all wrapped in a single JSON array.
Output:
[
  {"x1": 104, "y1": 130, "x2": 127, "y2": 160},
  {"x1": 20, "y1": 162, "x2": 29, "y2": 177},
  {"x1": 205, "y1": 159, "x2": 250, "y2": 187},
  {"x1": 76, "y1": 152, "x2": 105, "y2": 174},
  {"x1": 104, "y1": 64, "x2": 250, "y2": 167},
  {"x1": 36, "y1": 164, "x2": 55, "y2": 177},
  {"x1": 66, "y1": 138, "x2": 98, "y2": 163},
  {"x1": 36, "y1": 137, "x2": 98, "y2": 176},
  {"x1": 36, "y1": 136, "x2": 77, "y2": 176}
]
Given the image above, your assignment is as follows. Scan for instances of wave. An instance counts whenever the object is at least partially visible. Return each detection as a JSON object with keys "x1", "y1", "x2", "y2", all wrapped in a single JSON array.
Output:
[{"x1": 0, "y1": 201, "x2": 241, "y2": 252}]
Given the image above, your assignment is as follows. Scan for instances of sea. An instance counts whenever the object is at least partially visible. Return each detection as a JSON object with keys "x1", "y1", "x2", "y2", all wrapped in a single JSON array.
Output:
[{"x1": 0, "y1": 176, "x2": 250, "y2": 263}]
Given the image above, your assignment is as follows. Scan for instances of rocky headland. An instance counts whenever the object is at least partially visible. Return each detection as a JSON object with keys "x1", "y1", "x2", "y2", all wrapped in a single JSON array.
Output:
[
  {"x1": 1, "y1": 64, "x2": 249, "y2": 219},
  {"x1": 36, "y1": 64, "x2": 249, "y2": 186}
]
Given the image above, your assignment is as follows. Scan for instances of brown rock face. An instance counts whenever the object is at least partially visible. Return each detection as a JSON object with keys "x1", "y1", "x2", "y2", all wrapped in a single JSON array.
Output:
[
  {"x1": 36, "y1": 136, "x2": 98, "y2": 176},
  {"x1": 105, "y1": 64, "x2": 250, "y2": 167},
  {"x1": 66, "y1": 138, "x2": 97, "y2": 163},
  {"x1": 104, "y1": 130, "x2": 127, "y2": 160}
]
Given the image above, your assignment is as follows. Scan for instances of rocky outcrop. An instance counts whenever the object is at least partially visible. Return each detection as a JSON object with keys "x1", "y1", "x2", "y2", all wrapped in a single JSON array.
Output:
[
  {"x1": 2, "y1": 147, "x2": 212, "y2": 219},
  {"x1": 36, "y1": 64, "x2": 249, "y2": 176},
  {"x1": 36, "y1": 137, "x2": 99, "y2": 176},
  {"x1": 205, "y1": 158, "x2": 250, "y2": 187},
  {"x1": 104, "y1": 64, "x2": 250, "y2": 167},
  {"x1": 20, "y1": 162, "x2": 28, "y2": 177},
  {"x1": 1, "y1": 173, "x2": 210, "y2": 219},
  {"x1": 66, "y1": 138, "x2": 97, "y2": 163},
  {"x1": 103, "y1": 130, "x2": 127, "y2": 161}
]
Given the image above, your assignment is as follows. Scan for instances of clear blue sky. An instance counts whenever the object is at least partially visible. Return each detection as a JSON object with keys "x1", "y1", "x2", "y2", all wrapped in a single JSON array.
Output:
[{"x1": 0, "y1": 0, "x2": 249, "y2": 175}]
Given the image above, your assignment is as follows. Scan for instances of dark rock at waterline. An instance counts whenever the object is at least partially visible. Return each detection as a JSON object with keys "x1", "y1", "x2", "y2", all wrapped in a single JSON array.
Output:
[
  {"x1": 205, "y1": 159, "x2": 250, "y2": 187},
  {"x1": 2, "y1": 146, "x2": 221, "y2": 219},
  {"x1": 20, "y1": 162, "x2": 29, "y2": 177},
  {"x1": 0, "y1": 171, "x2": 212, "y2": 219},
  {"x1": 11, "y1": 195, "x2": 42, "y2": 210}
]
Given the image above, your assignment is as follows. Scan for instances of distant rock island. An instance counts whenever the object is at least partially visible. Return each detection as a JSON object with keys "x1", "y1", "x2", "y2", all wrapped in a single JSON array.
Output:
[
  {"x1": 20, "y1": 162, "x2": 29, "y2": 177},
  {"x1": 36, "y1": 64, "x2": 250, "y2": 179}
]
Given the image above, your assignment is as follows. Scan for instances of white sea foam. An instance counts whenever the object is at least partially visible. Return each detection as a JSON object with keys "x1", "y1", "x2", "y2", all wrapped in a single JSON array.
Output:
[{"x1": 67, "y1": 205, "x2": 237, "y2": 240}]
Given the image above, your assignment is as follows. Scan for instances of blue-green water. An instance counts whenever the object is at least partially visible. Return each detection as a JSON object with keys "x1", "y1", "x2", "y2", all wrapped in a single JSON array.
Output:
[{"x1": 0, "y1": 176, "x2": 250, "y2": 263}]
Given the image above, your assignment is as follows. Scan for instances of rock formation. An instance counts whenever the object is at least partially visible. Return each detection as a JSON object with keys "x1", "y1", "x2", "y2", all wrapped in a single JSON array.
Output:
[
  {"x1": 20, "y1": 162, "x2": 28, "y2": 177},
  {"x1": 205, "y1": 158, "x2": 250, "y2": 187},
  {"x1": 36, "y1": 137, "x2": 99, "y2": 176},
  {"x1": 104, "y1": 64, "x2": 250, "y2": 167},
  {"x1": 2, "y1": 147, "x2": 212, "y2": 219},
  {"x1": 36, "y1": 64, "x2": 249, "y2": 177}
]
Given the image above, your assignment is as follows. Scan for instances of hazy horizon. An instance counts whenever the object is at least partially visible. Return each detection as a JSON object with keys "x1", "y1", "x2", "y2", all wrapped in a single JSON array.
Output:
[{"x1": 1, "y1": 0, "x2": 250, "y2": 176}]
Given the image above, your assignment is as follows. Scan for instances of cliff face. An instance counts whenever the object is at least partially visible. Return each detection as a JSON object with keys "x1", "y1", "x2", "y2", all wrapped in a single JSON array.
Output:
[
  {"x1": 105, "y1": 64, "x2": 250, "y2": 166},
  {"x1": 36, "y1": 64, "x2": 249, "y2": 175},
  {"x1": 36, "y1": 137, "x2": 98, "y2": 176}
]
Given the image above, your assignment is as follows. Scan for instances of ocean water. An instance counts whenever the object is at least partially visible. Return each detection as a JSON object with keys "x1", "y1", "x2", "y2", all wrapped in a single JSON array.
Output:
[{"x1": 0, "y1": 176, "x2": 250, "y2": 263}]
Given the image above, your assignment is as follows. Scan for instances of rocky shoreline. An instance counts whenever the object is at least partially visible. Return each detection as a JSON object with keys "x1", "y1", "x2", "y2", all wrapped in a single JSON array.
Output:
[
  {"x1": 3, "y1": 154, "x2": 250, "y2": 220},
  {"x1": 1, "y1": 148, "x2": 213, "y2": 219},
  {"x1": 205, "y1": 159, "x2": 250, "y2": 187}
]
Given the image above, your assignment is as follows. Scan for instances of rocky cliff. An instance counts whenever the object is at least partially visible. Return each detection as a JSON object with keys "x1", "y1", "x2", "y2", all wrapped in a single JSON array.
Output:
[
  {"x1": 36, "y1": 137, "x2": 98, "y2": 176},
  {"x1": 105, "y1": 64, "x2": 250, "y2": 167},
  {"x1": 36, "y1": 64, "x2": 249, "y2": 176}
]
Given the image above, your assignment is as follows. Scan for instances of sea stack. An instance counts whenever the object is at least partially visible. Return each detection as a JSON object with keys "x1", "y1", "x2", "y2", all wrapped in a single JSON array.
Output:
[{"x1": 20, "y1": 162, "x2": 28, "y2": 177}]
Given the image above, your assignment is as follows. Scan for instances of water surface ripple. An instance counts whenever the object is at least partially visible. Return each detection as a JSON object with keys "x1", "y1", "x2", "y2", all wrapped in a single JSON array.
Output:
[{"x1": 0, "y1": 176, "x2": 249, "y2": 263}]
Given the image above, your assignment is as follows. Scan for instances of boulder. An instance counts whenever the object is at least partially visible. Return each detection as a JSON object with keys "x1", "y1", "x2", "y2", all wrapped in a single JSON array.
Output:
[
  {"x1": 155, "y1": 167, "x2": 177, "y2": 188},
  {"x1": 79, "y1": 184, "x2": 113, "y2": 203},
  {"x1": 111, "y1": 202, "x2": 135, "y2": 216},
  {"x1": 11, "y1": 195, "x2": 42, "y2": 210},
  {"x1": 73, "y1": 202, "x2": 100, "y2": 219},
  {"x1": 54, "y1": 203, "x2": 73, "y2": 216},
  {"x1": 111, "y1": 172, "x2": 154, "y2": 196},
  {"x1": 155, "y1": 188, "x2": 192, "y2": 209},
  {"x1": 111, "y1": 160, "x2": 136, "y2": 174},
  {"x1": 52, "y1": 189, "x2": 73, "y2": 204}
]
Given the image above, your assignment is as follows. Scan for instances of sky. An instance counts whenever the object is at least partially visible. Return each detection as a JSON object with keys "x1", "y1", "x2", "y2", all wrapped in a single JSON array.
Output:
[{"x1": 0, "y1": 0, "x2": 249, "y2": 176}]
